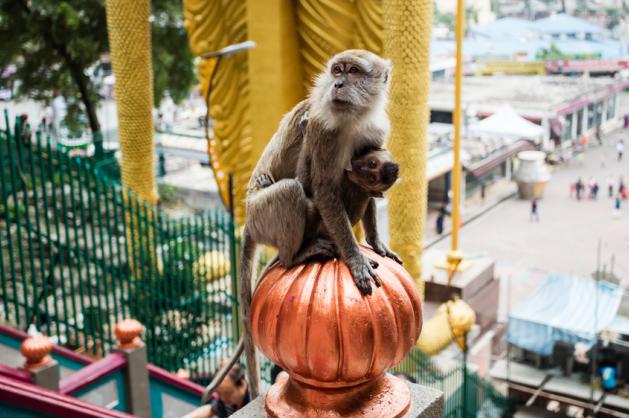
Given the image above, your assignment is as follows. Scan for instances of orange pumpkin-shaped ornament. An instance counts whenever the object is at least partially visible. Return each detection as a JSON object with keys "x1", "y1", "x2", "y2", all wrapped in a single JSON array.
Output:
[{"x1": 251, "y1": 246, "x2": 423, "y2": 417}]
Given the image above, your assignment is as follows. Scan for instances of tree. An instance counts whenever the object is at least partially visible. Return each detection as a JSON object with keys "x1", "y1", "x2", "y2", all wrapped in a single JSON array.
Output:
[
  {"x1": 151, "y1": 0, "x2": 195, "y2": 106},
  {"x1": 0, "y1": 0, "x2": 108, "y2": 135},
  {"x1": 0, "y1": 0, "x2": 194, "y2": 137}
]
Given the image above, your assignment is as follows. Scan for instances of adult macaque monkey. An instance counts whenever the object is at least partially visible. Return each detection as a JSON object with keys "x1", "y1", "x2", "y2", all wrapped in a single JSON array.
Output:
[
  {"x1": 202, "y1": 149, "x2": 401, "y2": 403},
  {"x1": 205, "y1": 50, "x2": 401, "y2": 400}
]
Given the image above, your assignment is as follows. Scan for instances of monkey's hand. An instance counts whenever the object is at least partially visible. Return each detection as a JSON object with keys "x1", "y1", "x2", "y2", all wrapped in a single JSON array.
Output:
[
  {"x1": 253, "y1": 173, "x2": 274, "y2": 190},
  {"x1": 369, "y1": 240, "x2": 403, "y2": 265},
  {"x1": 346, "y1": 253, "x2": 381, "y2": 295}
]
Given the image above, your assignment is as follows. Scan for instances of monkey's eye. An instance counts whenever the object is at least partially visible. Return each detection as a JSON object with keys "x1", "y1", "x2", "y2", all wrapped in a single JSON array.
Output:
[
  {"x1": 332, "y1": 65, "x2": 342, "y2": 75},
  {"x1": 349, "y1": 66, "x2": 359, "y2": 74},
  {"x1": 369, "y1": 160, "x2": 377, "y2": 168}
]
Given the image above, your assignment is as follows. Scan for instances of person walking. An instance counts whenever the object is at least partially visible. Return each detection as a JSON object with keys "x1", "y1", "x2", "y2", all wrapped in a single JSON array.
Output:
[
  {"x1": 576, "y1": 178, "x2": 584, "y2": 200},
  {"x1": 436, "y1": 207, "x2": 446, "y2": 235},
  {"x1": 530, "y1": 199, "x2": 539, "y2": 222},
  {"x1": 614, "y1": 195, "x2": 622, "y2": 218},
  {"x1": 617, "y1": 140, "x2": 624, "y2": 162},
  {"x1": 592, "y1": 182, "x2": 599, "y2": 200},
  {"x1": 607, "y1": 175, "x2": 615, "y2": 198}
]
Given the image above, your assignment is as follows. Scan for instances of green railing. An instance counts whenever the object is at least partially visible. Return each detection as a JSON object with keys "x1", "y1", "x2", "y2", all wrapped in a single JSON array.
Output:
[
  {"x1": 396, "y1": 348, "x2": 512, "y2": 417},
  {"x1": 0, "y1": 112, "x2": 239, "y2": 382}
]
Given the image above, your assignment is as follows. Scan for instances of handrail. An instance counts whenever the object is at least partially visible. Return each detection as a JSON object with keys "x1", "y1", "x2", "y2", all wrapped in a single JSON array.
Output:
[
  {"x1": 0, "y1": 375, "x2": 134, "y2": 418},
  {"x1": 59, "y1": 352, "x2": 127, "y2": 395},
  {"x1": 0, "y1": 365, "x2": 31, "y2": 383},
  {"x1": 0, "y1": 325, "x2": 92, "y2": 366}
]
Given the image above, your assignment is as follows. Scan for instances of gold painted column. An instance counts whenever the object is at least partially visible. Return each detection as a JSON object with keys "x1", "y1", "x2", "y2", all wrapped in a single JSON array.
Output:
[
  {"x1": 383, "y1": 0, "x2": 433, "y2": 297},
  {"x1": 246, "y1": 0, "x2": 304, "y2": 172},
  {"x1": 106, "y1": 0, "x2": 157, "y2": 203}
]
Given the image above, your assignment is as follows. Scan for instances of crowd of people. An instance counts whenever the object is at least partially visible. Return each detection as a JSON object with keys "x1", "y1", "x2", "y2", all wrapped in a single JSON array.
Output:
[{"x1": 570, "y1": 175, "x2": 627, "y2": 213}]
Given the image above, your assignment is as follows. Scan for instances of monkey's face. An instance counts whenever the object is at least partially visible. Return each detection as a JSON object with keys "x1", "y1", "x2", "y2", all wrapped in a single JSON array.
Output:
[
  {"x1": 316, "y1": 50, "x2": 391, "y2": 114},
  {"x1": 347, "y1": 149, "x2": 399, "y2": 196}
]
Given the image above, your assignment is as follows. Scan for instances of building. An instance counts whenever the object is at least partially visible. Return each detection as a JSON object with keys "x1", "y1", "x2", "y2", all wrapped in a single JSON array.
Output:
[
  {"x1": 429, "y1": 75, "x2": 628, "y2": 152},
  {"x1": 445, "y1": 14, "x2": 629, "y2": 63}
]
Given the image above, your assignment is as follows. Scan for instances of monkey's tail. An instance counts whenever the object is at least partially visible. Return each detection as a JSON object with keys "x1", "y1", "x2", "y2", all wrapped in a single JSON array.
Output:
[
  {"x1": 200, "y1": 338, "x2": 244, "y2": 403},
  {"x1": 199, "y1": 228, "x2": 260, "y2": 402},
  {"x1": 239, "y1": 227, "x2": 260, "y2": 398}
]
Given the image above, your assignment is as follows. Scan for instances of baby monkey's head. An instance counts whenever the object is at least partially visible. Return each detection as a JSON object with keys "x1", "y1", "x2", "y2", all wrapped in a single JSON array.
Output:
[{"x1": 346, "y1": 147, "x2": 399, "y2": 197}]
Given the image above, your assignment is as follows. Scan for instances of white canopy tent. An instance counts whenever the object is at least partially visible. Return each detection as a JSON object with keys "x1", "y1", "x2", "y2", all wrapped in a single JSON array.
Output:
[{"x1": 469, "y1": 105, "x2": 544, "y2": 142}]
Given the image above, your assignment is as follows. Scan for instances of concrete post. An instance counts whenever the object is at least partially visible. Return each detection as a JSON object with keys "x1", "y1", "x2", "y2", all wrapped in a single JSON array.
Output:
[
  {"x1": 114, "y1": 319, "x2": 151, "y2": 418},
  {"x1": 20, "y1": 335, "x2": 60, "y2": 392}
]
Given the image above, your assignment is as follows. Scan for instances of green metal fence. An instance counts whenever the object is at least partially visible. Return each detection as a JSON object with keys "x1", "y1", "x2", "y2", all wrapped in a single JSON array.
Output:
[
  {"x1": 397, "y1": 348, "x2": 512, "y2": 417},
  {"x1": 0, "y1": 112, "x2": 238, "y2": 382}
]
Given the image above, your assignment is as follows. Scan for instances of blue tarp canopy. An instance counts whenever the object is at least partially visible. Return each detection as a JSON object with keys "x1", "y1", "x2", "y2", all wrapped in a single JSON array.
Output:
[{"x1": 507, "y1": 274, "x2": 622, "y2": 356}]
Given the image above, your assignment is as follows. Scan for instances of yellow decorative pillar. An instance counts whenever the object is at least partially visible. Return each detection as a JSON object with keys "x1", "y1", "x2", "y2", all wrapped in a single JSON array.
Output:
[
  {"x1": 105, "y1": 0, "x2": 157, "y2": 203},
  {"x1": 383, "y1": 0, "x2": 433, "y2": 297},
  {"x1": 246, "y1": 0, "x2": 304, "y2": 169}
]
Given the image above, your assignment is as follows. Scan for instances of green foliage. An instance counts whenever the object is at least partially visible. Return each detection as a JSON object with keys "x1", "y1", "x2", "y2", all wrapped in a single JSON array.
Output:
[
  {"x1": 0, "y1": 0, "x2": 195, "y2": 132},
  {"x1": 0, "y1": 0, "x2": 108, "y2": 133},
  {"x1": 433, "y1": 3, "x2": 479, "y2": 35},
  {"x1": 536, "y1": 42, "x2": 601, "y2": 61},
  {"x1": 157, "y1": 183, "x2": 179, "y2": 204},
  {"x1": 151, "y1": 0, "x2": 195, "y2": 106}
]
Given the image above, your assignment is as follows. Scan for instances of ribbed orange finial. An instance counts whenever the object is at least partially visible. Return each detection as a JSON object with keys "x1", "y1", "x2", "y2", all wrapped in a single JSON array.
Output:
[
  {"x1": 115, "y1": 319, "x2": 143, "y2": 349},
  {"x1": 20, "y1": 335, "x2": 53, "y2": 370}
]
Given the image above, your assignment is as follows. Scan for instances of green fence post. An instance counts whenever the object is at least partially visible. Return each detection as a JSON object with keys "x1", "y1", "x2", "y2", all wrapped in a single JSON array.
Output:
[{"x1": 93, "y1": 131, "x2": 104, "y2": 160}]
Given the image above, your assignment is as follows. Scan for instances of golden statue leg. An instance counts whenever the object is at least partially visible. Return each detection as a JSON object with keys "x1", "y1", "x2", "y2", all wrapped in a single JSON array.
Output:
[
  {"x1": 105, "y1": 0, "x2": 157, "y2": 204},
  {"x1": 384, "y1": 0, "x2": 433, "y2": 298}
]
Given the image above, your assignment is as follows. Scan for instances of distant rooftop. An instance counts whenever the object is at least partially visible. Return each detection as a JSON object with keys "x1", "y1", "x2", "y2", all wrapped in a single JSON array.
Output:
[
  {"x1": 533, "y1": 13, "x2": 608, "y2": 36},
  {"x1": 429, "y1": 75, "x2": 624, "y2": 118},
  {"x1": 470, "y1": 13, "x2": 609, "y2": 39},
  {"x1": 457, "y1": 14, "x2": 624, "y2": 60},
  {"x1": 468, "y1": 17, "x2": 538, "y2": 41}
]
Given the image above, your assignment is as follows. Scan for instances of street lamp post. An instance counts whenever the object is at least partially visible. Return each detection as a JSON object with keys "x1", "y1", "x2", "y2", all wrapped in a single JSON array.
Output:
[{"x1": 200, "y1": 40, "x2": 255, "y2": 348}]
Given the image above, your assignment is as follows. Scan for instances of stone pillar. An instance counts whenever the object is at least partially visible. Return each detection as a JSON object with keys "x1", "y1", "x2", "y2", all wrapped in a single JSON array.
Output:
[
  {"x1": 113, "y1": 319, "x2": 151, "y2": 418},
  {"x1": 20, "y1": 335, "x2": 59, "y2": 391},
  {"x1": 582, "y1": 105, "x2": 589, "y2": 136}
]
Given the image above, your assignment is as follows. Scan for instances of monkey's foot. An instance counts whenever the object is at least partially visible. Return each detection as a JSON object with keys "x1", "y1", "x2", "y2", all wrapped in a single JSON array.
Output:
[
  {"x1": 253, "y1": 173, "x2": 274, "y2": 189},
  {"x1": 290, "y1": 238, "x2": 337, "y2": 266},
  {"x1": 368, "y1": 241, "x2": 403, "y2": 265},
  {"x1": 346, "y1": 254, "x2": 381, "y2": 295}
]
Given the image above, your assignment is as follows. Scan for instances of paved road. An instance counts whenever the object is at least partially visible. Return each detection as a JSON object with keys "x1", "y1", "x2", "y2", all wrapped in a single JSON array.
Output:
[{"x1": 431, "y1": 130, "x2": 629, "y2": 316}]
